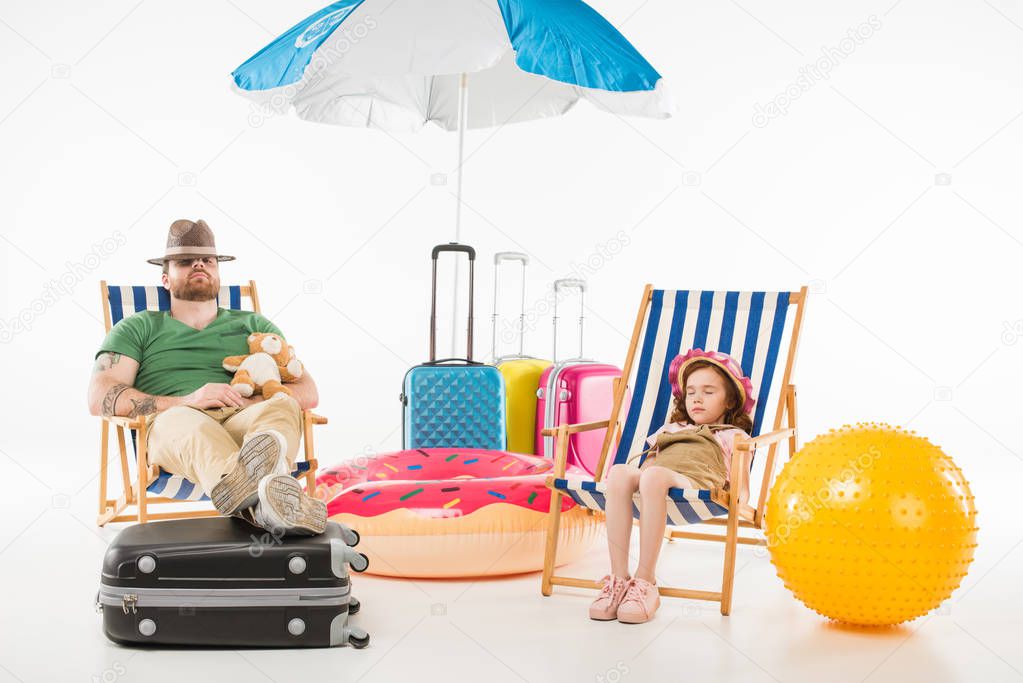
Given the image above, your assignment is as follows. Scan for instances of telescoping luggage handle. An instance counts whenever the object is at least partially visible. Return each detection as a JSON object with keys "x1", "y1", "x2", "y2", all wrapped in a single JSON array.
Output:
[
  {"x1": 429, "y1": 243, "x2": 478, "y2": 364},
  {"x1": 552, "y1": 278, "x2": 588, "y2": 363},
  {"x1": 491, "y1": 251, "x2": 530, "y2": 362}
]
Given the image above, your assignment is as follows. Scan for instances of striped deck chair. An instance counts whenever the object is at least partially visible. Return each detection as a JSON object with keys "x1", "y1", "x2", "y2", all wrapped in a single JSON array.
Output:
[
  {"x1": 540, "y1": 285, "x2": 808, "y2": 615},
  {"x1": 96, "y1": 280, "x2": 326, "y2": 526}
]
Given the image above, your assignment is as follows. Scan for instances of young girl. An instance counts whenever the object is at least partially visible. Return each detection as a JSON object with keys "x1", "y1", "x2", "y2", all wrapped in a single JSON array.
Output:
[{"x1": 590, "y1": 348, "x2": 755, "y2": 623}]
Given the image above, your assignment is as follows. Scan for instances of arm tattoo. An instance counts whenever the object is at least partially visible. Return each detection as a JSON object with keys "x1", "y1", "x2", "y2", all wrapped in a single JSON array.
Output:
[
  {"x1": 127, "y1": 396, "x2": 158, "y2": 418},
  {"x1": 93, "y1": 352, "x2": 123, "y2": 374},
  {"x1": 101, "y1": 383, "x2": 131, "y2": 417}
]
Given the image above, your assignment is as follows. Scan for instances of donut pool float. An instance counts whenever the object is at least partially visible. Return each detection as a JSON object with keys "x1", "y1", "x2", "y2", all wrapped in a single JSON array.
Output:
[{"x1": 316, "y1": 448, "x2": 601, "y2": 578}]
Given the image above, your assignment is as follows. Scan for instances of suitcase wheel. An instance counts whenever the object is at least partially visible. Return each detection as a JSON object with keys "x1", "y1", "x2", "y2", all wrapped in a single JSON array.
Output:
[
  {"x1": 349, "y1": 596, "x2": 361, "y2": 615},
  {"x1": 349, "y1": 628, "x2": 370, "y2": 649},
  {"x1": 339, "y1": 526, "x2": 360, "y2": 547},
  {"x1": 350, "y1": 552, "x2": 369, "y2": 573}
]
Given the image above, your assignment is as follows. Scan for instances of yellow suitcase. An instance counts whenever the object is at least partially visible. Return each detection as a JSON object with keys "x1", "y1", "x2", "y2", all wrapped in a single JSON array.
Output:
[
  {"x1": 491, "y1": 252, "x2": 551, "y2": 454},
  {"x1": 498, "y1": 357, "x2": 552, "y2": 453}
]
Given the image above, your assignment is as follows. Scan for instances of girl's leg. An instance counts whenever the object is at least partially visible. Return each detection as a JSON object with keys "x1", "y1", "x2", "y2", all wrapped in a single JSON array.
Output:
[
  {"x1": 604, "y1": 464, "x2": 641, "y2": 577},
  {"x1": 635, "y1": 466, "x2": 695, "y2": 584}
]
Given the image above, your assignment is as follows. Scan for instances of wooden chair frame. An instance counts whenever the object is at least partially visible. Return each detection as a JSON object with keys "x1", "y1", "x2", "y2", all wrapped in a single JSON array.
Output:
[
  {"x1": 540, "y1": 284, "x2": 808, "y2": 615},
  {"x1": 96, "y1": 280, "x2": 325, "y2": 526}
]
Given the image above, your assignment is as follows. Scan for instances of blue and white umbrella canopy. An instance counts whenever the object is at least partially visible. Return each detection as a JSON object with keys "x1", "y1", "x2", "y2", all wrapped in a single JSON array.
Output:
[
  {"x1": 231, "y1": 0, "x2": 673, "y2": 132},
  {"x1": 232, "y1": 0, "x2": 671, "y2": 357}
]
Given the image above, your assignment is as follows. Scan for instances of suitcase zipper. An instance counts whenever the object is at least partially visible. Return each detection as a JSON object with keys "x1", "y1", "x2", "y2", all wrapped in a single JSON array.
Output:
[
  {"x1": 543, "y1": 361, "x2": 576, "y2": 458},
  {"x1": 99, "y1": 585, "x2": 350, "y2": 609}
]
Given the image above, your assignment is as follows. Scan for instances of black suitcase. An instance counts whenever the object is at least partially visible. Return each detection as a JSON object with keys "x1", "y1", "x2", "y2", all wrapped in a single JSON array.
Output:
[{"x1": 97, "y1": 517, "x2": 369, "y2": 648}]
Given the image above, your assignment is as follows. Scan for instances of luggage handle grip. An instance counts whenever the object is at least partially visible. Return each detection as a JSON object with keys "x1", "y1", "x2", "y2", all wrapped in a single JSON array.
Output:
[
  {"x1": 553, "y1": 278, "x2": 586, "y2": 293},
  {"x1": 432, "y1": 243, "x2": 476, "y2": 260},
  {"x1": 422, "y1": 357, "x2": 484, "y2": 366},
  {"x1": 493, "y1": 251, "x2": 529, "y2": 265},
  {"x1": 493, "y1": 353, "x2": 533, "y2": 363}
]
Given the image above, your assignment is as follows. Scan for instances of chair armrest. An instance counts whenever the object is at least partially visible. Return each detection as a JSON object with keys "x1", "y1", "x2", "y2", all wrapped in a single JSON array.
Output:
[
  {"x1": 100, "y1": 411, "x2": 327, "y2": 428},
  {"x1": 733, "y1": 427, "x2": 794, "y2": 452},
  {"x1": 100, "y1": 415, "x2": 144, "y2": 430},
  {"x1": 710, "y1": 488, "x2": 756, "y2": 521},
  {"x1": 541, "y1": 420, "x2": 609, "y2": 437},
  {"x1": 100, "y1": 412, "x2": 327, "y2": 430}
]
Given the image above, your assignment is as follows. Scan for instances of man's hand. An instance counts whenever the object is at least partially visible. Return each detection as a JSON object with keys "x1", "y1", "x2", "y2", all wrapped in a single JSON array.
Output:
[
  {"x1": 180, "y1": 383, "x2": 246, "y2": 410},
  {"x1": 239, "y1": 394, "x2": 266, "y2": 409}
]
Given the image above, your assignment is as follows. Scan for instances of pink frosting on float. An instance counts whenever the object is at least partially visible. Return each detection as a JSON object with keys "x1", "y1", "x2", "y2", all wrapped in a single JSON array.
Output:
[{"x1": 316, "y1": 448, "x2": 583, "y2": 520}]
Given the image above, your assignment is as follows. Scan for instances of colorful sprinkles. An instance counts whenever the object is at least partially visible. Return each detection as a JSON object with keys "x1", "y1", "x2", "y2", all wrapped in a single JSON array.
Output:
[
  {"x1": 318, "y1": 448, "x2": 578, "y2": 518},
  {"x1": 399, "y1": 488, "x2": 424, "y2": 501}
]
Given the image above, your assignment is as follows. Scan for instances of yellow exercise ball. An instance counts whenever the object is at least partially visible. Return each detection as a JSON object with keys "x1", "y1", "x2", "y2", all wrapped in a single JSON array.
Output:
[{"x1": 765, "y1": 423, "x2": 978, "y2": 626}]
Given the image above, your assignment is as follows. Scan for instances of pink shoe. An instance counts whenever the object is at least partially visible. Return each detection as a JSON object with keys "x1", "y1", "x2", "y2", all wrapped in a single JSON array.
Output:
[
  {"x1": 589, "y1": 575, "x2": 630, "y2": 621},
  {"x1": 616, "y1": 578, "x2": 660, "y2": 623}
]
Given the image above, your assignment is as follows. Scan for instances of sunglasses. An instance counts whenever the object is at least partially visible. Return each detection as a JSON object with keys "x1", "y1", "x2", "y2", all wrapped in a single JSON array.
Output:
[{"x1": 172, "y1": 257, "x2": 218, "y2": 268}]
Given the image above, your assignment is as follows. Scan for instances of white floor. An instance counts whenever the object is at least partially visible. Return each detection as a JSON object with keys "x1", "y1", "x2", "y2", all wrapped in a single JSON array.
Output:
[{"x1": 1, "y1": 442, "x2": 1021, "y2": 683}]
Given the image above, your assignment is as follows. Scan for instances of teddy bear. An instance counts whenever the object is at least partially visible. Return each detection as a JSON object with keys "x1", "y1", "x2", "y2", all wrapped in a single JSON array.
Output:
[{"x1": 222, "y1": 332, "x2": 304, "y2": 399}]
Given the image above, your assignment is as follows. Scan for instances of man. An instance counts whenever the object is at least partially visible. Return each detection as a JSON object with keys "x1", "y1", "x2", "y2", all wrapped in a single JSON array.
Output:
[{"x1": 87, "y1": 219, "x2": 326, "y2": 534}]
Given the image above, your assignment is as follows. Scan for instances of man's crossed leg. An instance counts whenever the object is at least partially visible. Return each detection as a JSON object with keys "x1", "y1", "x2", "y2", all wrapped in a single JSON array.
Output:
[{"x1": 145, "y1": 393, "x2": 326, "y2": 534}]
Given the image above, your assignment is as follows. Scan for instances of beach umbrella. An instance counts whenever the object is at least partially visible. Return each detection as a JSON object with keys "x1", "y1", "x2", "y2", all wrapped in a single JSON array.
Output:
[
  {"x1": 231, "y1": 0, "x2": 672, "y2": 351},
  {"x1": 233, "y1": 0, "x2": 671, "y2": 233}
]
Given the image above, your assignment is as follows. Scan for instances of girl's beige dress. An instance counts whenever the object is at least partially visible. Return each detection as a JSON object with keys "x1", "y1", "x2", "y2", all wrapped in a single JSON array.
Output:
[{"x1": 632, "y1": 423, "x2": 745, "y2": 490}]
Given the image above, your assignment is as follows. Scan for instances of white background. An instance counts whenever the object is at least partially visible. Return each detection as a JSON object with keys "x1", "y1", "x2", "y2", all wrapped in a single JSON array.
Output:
[{"x1": 1, "y1": 1, "x2": 1022, "y2": 681}]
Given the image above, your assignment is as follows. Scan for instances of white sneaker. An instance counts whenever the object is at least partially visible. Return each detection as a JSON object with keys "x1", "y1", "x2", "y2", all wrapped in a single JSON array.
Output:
[
  {"x1": 250, "y1": 473, "x2": 327, "y2": 536},
  {"x1": 210, "y1": 430, "x2": 289, "y2": 515}
]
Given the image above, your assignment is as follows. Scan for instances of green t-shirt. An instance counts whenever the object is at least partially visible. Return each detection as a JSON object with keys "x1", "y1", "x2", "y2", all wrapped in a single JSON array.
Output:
[{"x1": 95, "y1": 309, "x2": 283, "y2": 397}]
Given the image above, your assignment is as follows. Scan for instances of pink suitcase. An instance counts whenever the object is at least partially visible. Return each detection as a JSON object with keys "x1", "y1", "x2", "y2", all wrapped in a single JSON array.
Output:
[{"x1": 535, "y1": 280, "x2": 629, "y2": 476}]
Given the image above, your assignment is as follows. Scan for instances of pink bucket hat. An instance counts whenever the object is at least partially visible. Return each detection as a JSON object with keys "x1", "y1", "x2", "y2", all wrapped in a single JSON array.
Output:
[{"x1": 669, "y1": 348, "x2": 755, "y2": 415}]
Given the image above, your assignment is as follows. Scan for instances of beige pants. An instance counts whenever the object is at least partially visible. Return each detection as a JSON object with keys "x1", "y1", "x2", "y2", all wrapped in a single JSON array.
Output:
[{"x1": 146, "y1": 393, "x2": 303, "y2": 495}]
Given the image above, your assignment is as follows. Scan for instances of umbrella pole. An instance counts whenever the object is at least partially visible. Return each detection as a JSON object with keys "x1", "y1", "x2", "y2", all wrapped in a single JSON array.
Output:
[
  {"x1": 451, "y1": 72, "x2": 469, "y2": 358},
  {"x1": 455, "y1": 72, "x2": 468, "y2": 241}
]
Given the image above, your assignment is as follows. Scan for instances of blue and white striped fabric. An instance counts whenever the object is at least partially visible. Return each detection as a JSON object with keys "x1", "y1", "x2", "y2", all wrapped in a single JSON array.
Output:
[
  {"x1": 106, "y1": 285, "x2": 246, "y2": 325},
  {"x1": 145, "y1": 461, "x2": 313, "y2": 502},
  {"x1": 614, "y1": 290, "x2": 792, "y2": 465},
  {"x1": 552, "y1": 476, "x2": 729, "y2": 525},
  {"x1": 231, "y1": 0, "x2": 672, "y2": 132},
  {"x1": 146, "y1": 469, "x2": 209, "y2": 502},
  {"x1": 551, "y1": 289, "x2": 793, "y2": 525},
  {"x1": 104, "y1": 284, "x2": 308, "y2": 502}
]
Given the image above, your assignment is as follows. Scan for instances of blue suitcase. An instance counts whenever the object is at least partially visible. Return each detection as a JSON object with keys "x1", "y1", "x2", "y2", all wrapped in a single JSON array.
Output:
[{"x1": 400, "y1": 243, "x2": 506, "y2": 450}]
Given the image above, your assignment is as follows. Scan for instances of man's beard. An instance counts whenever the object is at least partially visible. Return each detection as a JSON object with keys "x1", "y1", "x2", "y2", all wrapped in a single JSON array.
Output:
[{"x1": 171, "y1": 275, "x2": 219, "y2": 302}]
